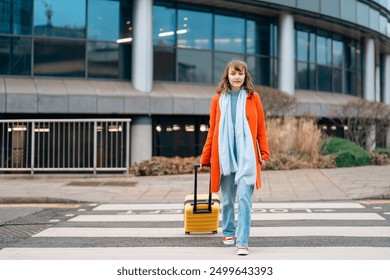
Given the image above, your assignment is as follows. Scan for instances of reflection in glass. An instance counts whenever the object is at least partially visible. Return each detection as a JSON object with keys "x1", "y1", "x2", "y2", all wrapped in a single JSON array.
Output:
[
  {"x1": 317, "y1": 65, "x2": 332, "y2": 92},
  {"x1": 296, "y1": 62, "x2": 316, "y2": 90},
  {"x1": 11, "y1": 37, "x2": 31, "y2": 75},
  {"x1": 87, "y1": 42, "x2": 119, "y2": 78},
  {"x1": 0, "y1": 0, "x2": 32, "y2": 34},
  {"x1": 153, "y1": 116, "x2": 209, "y2": 157},
  {"x1": 154, "y1": 46, "x2": 175, "y2": 81},
  {"x1": 0, "y1": 37, "x2": 10, "y2": 74},
  {"x1": 177, "y1": 49, "x2": 212, "y2": 83},
  {"x1": 247, "y1": 19, "x2": 271, "y2": 56},
  {"x1": 332, "y1": 39, "x2": 344, "y2": 68},
  {"x1": 88, "y1": 0, "x2": 119, "y2": 41},
  {"x1": 317, "y1": 34, "x2": 332, "y2": 65},
  {"x1": 215, "y1": 15, "x2": 245, "y2": 53},
  {"x1": 34, "y1": 38, "x2": 85, "y2": 77},
  {"x1": 177, "y1": 9, "x2": 212, "y2": 49},
  {"x1": 0, "y1": 36, "x2": 31, "y2": 75},
  {"x1": 214, "y1": 52, "x2": 244, "y2": 84},
  {"x1": 297, "y1": 30, "x2": 309, "y2": 61},
  {"x1": 34, "y1": 0, "x2": 86, "y2": 38},
  {"x1": 333, "y1": 68, "x2": 342, "y2": 93},
  {"x1": 247, "y1": 55, "x2": 271, "y2": 86},
  {"x1": 153, "y1": 5, "x2": 176, "y2": 46}
]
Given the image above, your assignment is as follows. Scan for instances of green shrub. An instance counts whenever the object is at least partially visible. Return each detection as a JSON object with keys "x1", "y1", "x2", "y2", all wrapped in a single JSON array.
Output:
[{"x1": 321, "y1": 137, "x2": 371, "y2": 167}]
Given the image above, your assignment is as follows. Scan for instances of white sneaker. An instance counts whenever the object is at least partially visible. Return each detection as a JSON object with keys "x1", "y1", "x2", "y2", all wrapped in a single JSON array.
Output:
[
  {"x1": 223, "y1": 237, "x2": 235, "y2": 245},
  {"x1": 237, "y1": 247, "x2": 249, "y2": 256}
]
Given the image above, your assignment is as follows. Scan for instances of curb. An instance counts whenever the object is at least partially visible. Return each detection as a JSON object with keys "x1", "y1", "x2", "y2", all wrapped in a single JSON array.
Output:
[{"x1": 0, "y1": 197, "x2": 90, "y2": 204}]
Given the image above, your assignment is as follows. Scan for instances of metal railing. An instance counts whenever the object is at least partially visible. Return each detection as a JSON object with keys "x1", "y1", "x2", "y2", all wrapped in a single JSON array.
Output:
[{"x1": 0, "y1": 119, "x2": 131, "y2": 174}]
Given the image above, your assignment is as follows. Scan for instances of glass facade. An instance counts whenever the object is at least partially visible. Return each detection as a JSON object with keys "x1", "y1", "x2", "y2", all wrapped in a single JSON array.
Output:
[
  {"x1": 0, "y1": 0, "x2": 132, "y2": 78},
  {"x1": 295, "y1": 24, "x2": 361, "y2": 96},
  {"x1": 153, "y1": 1, "x2": 278, "y2": 86},
  {"x1": 153, "y1": 116, "x2": 209, "y2": 157}
]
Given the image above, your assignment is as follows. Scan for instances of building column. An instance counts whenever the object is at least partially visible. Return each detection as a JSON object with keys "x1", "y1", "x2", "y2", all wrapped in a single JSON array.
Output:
[
  {"x1": 386, "y1": 127, "x2": 390, "y2": 149},
  {"x1": 132, "y1": 0, "x2": 153, "y2": 93},
  {"x1": 384, "y1": 54, "x2": 390, "y2": 105},
  {"x1": 366, "y1": 124, "x2": 376, "y2": 151},
  {"x1": 131, "y1": 116, "x2": 153, "y2": 164},
  {"x1": 375, "y1": 65, "x2": 380, "y2": 102},
  {"x1": 278, "y1": 13, "x2": 295, "y2": 96},
  {"x1": 364, "y1": 38, "x2": 375, "y2": 101}
]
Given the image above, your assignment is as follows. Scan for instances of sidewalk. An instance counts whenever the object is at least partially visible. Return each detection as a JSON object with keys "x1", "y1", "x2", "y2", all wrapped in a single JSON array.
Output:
[{"x1": 0, "y1": 165, "x2": 389, "y2": 204}]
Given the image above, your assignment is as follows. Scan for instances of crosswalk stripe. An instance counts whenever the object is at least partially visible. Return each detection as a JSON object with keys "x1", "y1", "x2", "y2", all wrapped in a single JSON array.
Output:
[
  {"x1": 93, "y1": 202, "x2": 364, "y2": 211},
  {"x1": 33, "y1": 226, "x2": 390, "y2": 238},
  {"x1": 68, "y1": 212, "x2": 385, "y2": 222},
  {"x1": 1, "y1": 247, "x2": 390, "y2": 260}
]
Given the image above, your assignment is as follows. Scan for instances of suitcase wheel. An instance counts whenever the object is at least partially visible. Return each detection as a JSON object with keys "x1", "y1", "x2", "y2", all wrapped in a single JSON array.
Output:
[
  {"x1": 185, "y1": 232, "x2": 190, "y2": 235},
  {"x1": 212, "y1": 230, "x2": 217, "y2": 234}
]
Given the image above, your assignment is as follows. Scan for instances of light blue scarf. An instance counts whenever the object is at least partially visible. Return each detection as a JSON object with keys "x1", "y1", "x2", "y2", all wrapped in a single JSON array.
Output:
[{"x1": 218, "y1": 89, "x2": 256, "y2": 185}]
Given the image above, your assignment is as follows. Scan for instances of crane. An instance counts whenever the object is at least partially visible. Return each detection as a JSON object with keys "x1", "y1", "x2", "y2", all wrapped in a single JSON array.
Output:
[{"x1": 40, "y1": 0, "x2": 53, "y2": 26}]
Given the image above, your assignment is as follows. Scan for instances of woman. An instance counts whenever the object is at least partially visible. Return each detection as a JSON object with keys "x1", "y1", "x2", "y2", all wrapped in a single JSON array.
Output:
[{"x1": 200, "y1": 60, "x2": 270, "y2": 256}]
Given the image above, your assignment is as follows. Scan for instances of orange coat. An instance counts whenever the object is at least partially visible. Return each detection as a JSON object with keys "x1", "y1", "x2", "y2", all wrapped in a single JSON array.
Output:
[{"x1": 200, "y1": 92, "x2": 270, "y2": 192}]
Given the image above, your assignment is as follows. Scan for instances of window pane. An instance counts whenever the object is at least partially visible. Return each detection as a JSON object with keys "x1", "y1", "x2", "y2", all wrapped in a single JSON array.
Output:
[
  {"x1": 153, "y1": 5, "x2": 176, "y2": 46},
  {"x1": 34, "y1": 38, "x2": 85, "y2": 77},
  {"x1": 340, "y1": 0, "x2": 356, "y2": 23},
  {"x1": 297, "y1": 30, "x2": 309, "y2": 61},
  {"x1": 247, "y1": 19, "x2": 271, "y2": 56},
  {"x1": 309, "y1": 32, "x2": 316, "y2": 63},
  {"x1": 247, "y1": 55, "x2": 271, "y2": 86},
  {"x1": 214, "y1": 15, "x2": 245, "y2": 53},
  {"x1": 333, "y1": 68, "x2": 342, "y2": 93},
  {"x1": 177, "y1": 9, "x2": 212, "y2": 49},
  {"x1": 34, "y1": 0, "x2": 86, "y2": 38},
  {"x1": 317, "y1": 65, "x2": 332, "y2": 92},
  {"x1": 87, "y1": 42, "x2": 119, "y2": 78},
  {"x1": 317, "y1": 34, "x2": 332, "y2": 65},
  {"x1": 370, "y1": 9, "x2": 380, "y2": 31},
  {"x1": 153, "y1": 116, "x2": 201, "y2": 157},
  {"x1": 0, "y1": 0, "x2": 32, "y2": 34},
  {"x1": 88, "y1": 0, "x2": 120, "y2": 41},
  {"x1": 213, "y1": 52, "x2": 245, "y2": 84},
  {"x1": 0, "y1": 36, "x2": 31, "y2": 75},
  {"x1": 154, "y1": 46, "x2": 175, "y2": 81},
  {"x1": 11, "y1": 37, "x2": 31, "y2": 75},
  {"x1": 333, "y1": 39, "x2": 344, "y2": 68},
  {"x1": 356, "y1": 2, "x2": 369, "y2": 28},
  {"x1": 0, "y1": 37, "x2": 10, "y2": 74},
  {"x1": 297, "y1": 62, "x2": 309, "y2": 90},
  {"x1": 177, "y1": 49, "x2": 212, "y2": 83},
  {"x1": 321, "y1": 0, "x2": 340, "y2": 18},
  {"x1": 380, "y1": 15, "x2": 387, "y2": 35}
]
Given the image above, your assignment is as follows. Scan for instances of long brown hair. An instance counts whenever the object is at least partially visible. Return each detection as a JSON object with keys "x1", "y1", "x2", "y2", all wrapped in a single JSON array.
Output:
[{"x1": 216, "y1": 60, "x2": 256, "y2": 95}]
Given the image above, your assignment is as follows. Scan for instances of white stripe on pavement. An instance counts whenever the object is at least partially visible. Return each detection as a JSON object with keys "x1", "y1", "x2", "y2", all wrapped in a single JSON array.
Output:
[
  {"x1": 69, "y1": 212, "x2": 384, "y2": 222},
  {"x1": 1, "y1": 247, "x2": 390, "y2": 260},
  {"x1": 33, "y1": 226, "x2": 390, "y2": 238},
  {"x1": 93, "y1": 202, "x2": 364, "y2": 211}
]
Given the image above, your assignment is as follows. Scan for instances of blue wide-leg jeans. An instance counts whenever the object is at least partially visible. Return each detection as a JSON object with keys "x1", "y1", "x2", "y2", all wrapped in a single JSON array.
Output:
[{"x1": 220, "y1": 173, "x2": 254, "y2": 248}]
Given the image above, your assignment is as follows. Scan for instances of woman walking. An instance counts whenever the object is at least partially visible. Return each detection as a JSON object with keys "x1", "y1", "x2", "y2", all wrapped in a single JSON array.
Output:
[{"x1": 200, "y1": 60, "x2": 270, "y2": 255}]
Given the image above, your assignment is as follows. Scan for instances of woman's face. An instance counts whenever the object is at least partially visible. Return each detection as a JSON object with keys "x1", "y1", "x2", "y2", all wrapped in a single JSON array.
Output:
[{"x1": 228, "y1": 66, "x2": 245, "y2": 91}]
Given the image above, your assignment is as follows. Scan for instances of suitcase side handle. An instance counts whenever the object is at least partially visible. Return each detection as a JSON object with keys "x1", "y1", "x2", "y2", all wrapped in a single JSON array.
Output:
[{"x1": 193, "y1": 163, "x2": 212, "y2": 214}]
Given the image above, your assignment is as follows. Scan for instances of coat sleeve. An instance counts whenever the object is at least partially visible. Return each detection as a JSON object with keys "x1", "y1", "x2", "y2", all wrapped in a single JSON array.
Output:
[
  {"x1": 200, "y1": 94, "x2": 219, "y2": 165},
  {"x1": 254, "y1": 92, "x2": 270, "y2": 161}
]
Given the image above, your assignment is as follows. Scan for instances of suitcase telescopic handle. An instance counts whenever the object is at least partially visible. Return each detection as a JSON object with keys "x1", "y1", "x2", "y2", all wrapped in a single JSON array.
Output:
[{"x1": 193, "y1": 163, "x2": 212, "y2": 214}]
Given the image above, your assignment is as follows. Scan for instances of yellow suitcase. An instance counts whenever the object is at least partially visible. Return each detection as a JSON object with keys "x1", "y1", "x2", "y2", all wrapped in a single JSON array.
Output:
[{"x1": 184, "y1": 164, "x2": 220, "y2": 235}]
